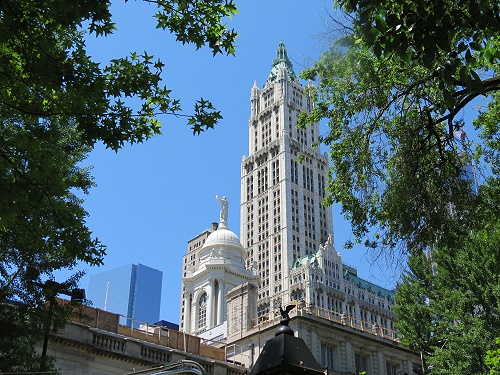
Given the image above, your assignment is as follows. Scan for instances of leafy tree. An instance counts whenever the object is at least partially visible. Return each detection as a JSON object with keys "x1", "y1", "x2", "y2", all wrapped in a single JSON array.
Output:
[
  {"x1": 299, "y1": 1, "x2": 500, "y2": 372},
  {"x1": 486, "y1": 338, "x2": 500, "y2": 375},
  {"x1": 0, "y1": 116, "x2": 103, "y2": 372},
  {"x1": 1, "y1": 0, "x2": 238, "y2": 149},
  {"x1": 0, "y1": 0, "x2": 238, "y2": 371},
  {"x1": 337, "y1": 0, "x2": 500, "y2": 107},
  {"x1": 299, "y1": 0, "x2": 500, "y2": 254},
  {"x1": 394, "y1": 224, "x2": 500, "y2": 374}
]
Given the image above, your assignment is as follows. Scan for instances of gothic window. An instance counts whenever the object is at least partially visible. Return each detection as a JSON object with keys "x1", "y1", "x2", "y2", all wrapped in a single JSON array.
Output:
[
  {"x1": 198, "y1": 292, "x2": 207, "y2": 329},
  {"x1": 291, "y1": 160, "x2": 298, "y2": 184},
  {"x1": 272, "y1": 160, "x2": 279, "y2": 185},
  {"x1": 319, "y1": 174, "x2": 325, "y2": 198}
]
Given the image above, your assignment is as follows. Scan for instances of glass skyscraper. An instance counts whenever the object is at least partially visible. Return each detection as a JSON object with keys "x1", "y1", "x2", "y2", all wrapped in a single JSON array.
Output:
[{"x1": 87, "y1": 263, "x2": 162, "y2": 326}]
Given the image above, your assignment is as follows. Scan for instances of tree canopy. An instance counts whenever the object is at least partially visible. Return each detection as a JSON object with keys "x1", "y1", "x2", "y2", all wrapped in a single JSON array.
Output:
[
  {"x1": 394, "y1": 223, "x2": 500, "y2": 374},
  {"x1": 299, "y1": 0, "x2": 500, "y2": 254},
  {"x1": 299, "y1": 0, "x2": 500, "y2": 372},
  {"x1": 1, "y1": 0, "x2": 238, "y2": 150},
  {"x1": 0, "y1": 0, "x2": 238, "y2": 371},
  {"x1": 486, "y1": 338, "x2": 500, "y2": 375}
]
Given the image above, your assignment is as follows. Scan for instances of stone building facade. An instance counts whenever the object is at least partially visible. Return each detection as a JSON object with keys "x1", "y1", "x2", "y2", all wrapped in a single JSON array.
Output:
[
  {"x1": 240, "y1": 41, "x2": 334, "y2": 318},
  {"x1": 225, "y1": 308, "x2": 419, "y2": 375},
  {"x1": 180, "y1": 217, "x2": 259, "y2": 336},
  {"x1": 178, "y1": 41, "x2": 420, "y2": 375},
  {"x1": 238, "y1": 41, "x2": 396, "y2": 333},
  {"x1": 43, "y1": 301, "x2": 246, "y2": 375},
  {"x1": 180, "y1": 222, "x2": 219, "y2": 331}
]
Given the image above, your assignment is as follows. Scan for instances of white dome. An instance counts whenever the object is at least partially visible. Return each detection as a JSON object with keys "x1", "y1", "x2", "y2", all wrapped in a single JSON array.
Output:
[{"x1": 203, "y1": 227, "x2": 245, "y2": 251}]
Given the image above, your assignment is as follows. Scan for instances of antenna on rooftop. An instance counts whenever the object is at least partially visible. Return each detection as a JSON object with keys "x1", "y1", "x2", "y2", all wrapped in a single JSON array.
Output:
[{"x1": 104, "y1": 281, "x2": 109, "y2": 311}]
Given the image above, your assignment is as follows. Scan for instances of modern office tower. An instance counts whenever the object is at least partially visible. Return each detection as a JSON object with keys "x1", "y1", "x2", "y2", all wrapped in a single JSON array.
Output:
[
  {"x1": 240, "y1": 40, "x2": 334, "y2": 317},
  {"x1": 87, "y1": 263, "x2": 163, "y2": 326}
]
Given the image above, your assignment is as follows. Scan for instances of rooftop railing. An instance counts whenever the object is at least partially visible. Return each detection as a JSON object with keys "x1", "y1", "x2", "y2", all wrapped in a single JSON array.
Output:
[{"x1": 251, "y1": 300, "x2": 400, "y2": 343}]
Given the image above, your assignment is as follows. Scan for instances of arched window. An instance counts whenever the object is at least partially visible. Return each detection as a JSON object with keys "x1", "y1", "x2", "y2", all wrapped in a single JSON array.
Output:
[{"x1": 198, "y1": 292, "x2": 207, "y2": 329}]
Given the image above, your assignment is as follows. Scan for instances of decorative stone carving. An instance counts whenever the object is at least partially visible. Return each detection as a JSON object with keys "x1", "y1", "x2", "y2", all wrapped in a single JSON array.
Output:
[{"x1": 215, "y1": 195, "x2": 228, "y2": 227}]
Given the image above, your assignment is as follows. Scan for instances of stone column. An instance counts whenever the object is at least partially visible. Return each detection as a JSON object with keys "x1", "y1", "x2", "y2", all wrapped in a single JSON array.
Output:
[
  {"x1": 402, "y1": 359, "x2": 410, "y2": 375},
  {"x1": 185, "y1": 293, "x2": 192, "y2": 334},
  {"x1": 207, "y1": 279, "x2": 214, "y2": 329},
  {"x1": 355, "y1": 303, "x2": 361, "y2": 322},
  {"x1": 305, "y1": 281, "x2": 312, "y2": 305},
  {"x1": 217, "y1": 281, "x2": 224, "y2": 325},
  {"x1": 344, "y1": 339, "x2": 355, "y2": 374},
  {"x1": 377, "y1": 350, "x2": 385, "y2": 375}
]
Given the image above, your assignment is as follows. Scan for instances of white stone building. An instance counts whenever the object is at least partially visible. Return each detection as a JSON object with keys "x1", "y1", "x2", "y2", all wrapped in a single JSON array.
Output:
[
  {"x1": 179, "y1": 41, "x2": 420, "y2": 375},
  {"x1": 241, "y1": 40, "x2": 334, "y2": 317},
  {"x1": 238, "y1": 40, "x2": 396, "y2": 330},
  {"x1": 180, "y1": 212, "x2": 259, "y2": 337}
]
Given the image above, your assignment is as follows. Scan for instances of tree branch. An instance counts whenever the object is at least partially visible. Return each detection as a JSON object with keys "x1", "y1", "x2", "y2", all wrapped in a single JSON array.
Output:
[{"x1": 434, "y1": 77, "x2": 500, "y2": 127}]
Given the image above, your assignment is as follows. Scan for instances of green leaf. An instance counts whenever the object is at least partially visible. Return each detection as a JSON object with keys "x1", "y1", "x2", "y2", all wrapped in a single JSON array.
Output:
[
  {"x1": 436, "y1": 33, "x2": 451, "y2": 52},
  {"x1": 443, "y1": 88, "x2": 456, "y2": 108},
  {"x1": 374, "y1": 13, "x2": 388, "y2": 32},
  {"x1": 465, "y1": 48, "x2": 473, "y2": 63},
  {"x1": 459, "y1": 65, "x2": 468, "y2": 83},
  {"x1": 457, "y1": 42, "x2": 467, "y2": 54},
  {"x1": 470, "y1": 41, "x2": 482, "y2": 51}
]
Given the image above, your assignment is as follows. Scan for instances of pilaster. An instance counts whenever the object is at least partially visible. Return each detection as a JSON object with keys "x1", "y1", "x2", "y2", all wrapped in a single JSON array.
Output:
[{"x1": 207, "y1": 279, "x2": 214, "y2": 330}]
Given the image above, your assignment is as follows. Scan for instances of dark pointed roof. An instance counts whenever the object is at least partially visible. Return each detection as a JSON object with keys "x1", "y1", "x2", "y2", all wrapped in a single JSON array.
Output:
[{"x1": 250, "y1": 324, "x2": 324, "y2": 375}]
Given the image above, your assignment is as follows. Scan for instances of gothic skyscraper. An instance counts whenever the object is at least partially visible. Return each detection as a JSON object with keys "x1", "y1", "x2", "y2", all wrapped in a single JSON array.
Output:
[
  {"x1": 240, "y1": 41, "x2": 334, "y2": 316},
  {"x1": 178, "y1": 42, "x2": 417, "y2": 375}
]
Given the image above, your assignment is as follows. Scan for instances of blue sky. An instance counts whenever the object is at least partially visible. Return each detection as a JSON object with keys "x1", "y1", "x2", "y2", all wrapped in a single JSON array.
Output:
[{"x1": 73, "y1": 0, "x2": 404, "y2": 324}]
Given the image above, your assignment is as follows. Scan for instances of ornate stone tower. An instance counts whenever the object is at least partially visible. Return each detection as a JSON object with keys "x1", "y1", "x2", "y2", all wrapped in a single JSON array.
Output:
[
  {"x1": 180, "y1": 197, "x2": 259, "y2": 335},
  {"x1": 240, "y1": 41, "x2": 334, "y2": 317},
  {"x1": 178, "y1": 43, "x2": 405, "y2": 374}
]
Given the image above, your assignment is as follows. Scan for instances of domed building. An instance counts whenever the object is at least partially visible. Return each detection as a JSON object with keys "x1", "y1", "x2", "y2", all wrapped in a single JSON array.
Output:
[
  {"x1": 180, "y1": 197, "x2": 259, "y2": 339},
  {"x1": 177, "y1": 42, "x2": 420, "y2": 375}
]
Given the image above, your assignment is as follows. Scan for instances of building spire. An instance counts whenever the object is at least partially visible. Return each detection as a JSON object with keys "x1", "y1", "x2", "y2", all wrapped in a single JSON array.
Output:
[{"x1": 267, "y1": 40, "x2": 296, "y2": 83}]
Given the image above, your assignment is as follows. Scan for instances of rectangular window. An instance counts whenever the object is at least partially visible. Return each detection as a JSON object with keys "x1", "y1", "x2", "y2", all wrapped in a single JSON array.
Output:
[
  {"x1": 321, "y1": 343, "x2": 336, "y2": 370},
  {"x1": 355, "y1": 353, "x2": 368, "y2": 374},
  {"x1": 386, "y1": 362, "x2": 400, "y2": 375}
]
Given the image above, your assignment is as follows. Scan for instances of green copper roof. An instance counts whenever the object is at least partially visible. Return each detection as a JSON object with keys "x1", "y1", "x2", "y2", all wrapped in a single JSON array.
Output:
[
  {"x1": 188, "y1": 227, "x2": 215, "y2": 243},
  {"x1": 267, "y1": 40, "x2": 297, "y2": 83},
  {"x1": 344, "y1": 268, "x2": 395, "y2": 299},
  {"x1": 292, "y1": 253, "x2": 320, "y2": 270}
]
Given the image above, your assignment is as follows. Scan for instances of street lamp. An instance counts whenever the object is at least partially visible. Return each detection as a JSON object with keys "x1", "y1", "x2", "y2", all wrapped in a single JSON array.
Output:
[
  {"x1": 250, "y1": 307, "x2": 324, "y2": 375},
  {"x1": 38, "y1": 280, "x2": 86, "y2": 369}
]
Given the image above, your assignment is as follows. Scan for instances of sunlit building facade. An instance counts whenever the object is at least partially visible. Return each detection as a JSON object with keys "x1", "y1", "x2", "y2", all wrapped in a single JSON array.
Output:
[{"x1": 179, "y1": 42, "x2": 420, "y2": 374}]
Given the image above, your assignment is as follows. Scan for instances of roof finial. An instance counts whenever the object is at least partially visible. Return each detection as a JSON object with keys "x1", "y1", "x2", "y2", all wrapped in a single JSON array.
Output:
[{"x1": 277, "y1": 39, "x2": 286, "y2": 59}]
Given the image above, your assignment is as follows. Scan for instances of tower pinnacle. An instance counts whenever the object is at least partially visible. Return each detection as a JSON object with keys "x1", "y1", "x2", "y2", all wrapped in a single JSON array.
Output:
[{"x1": 267, "y1": 40, "x2": 297, "y2": 83}]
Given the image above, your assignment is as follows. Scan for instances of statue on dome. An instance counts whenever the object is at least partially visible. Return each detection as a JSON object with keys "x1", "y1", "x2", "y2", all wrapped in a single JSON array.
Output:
[{"x1": 215, "y1": 195, "x2": 228, "y2": 227}]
